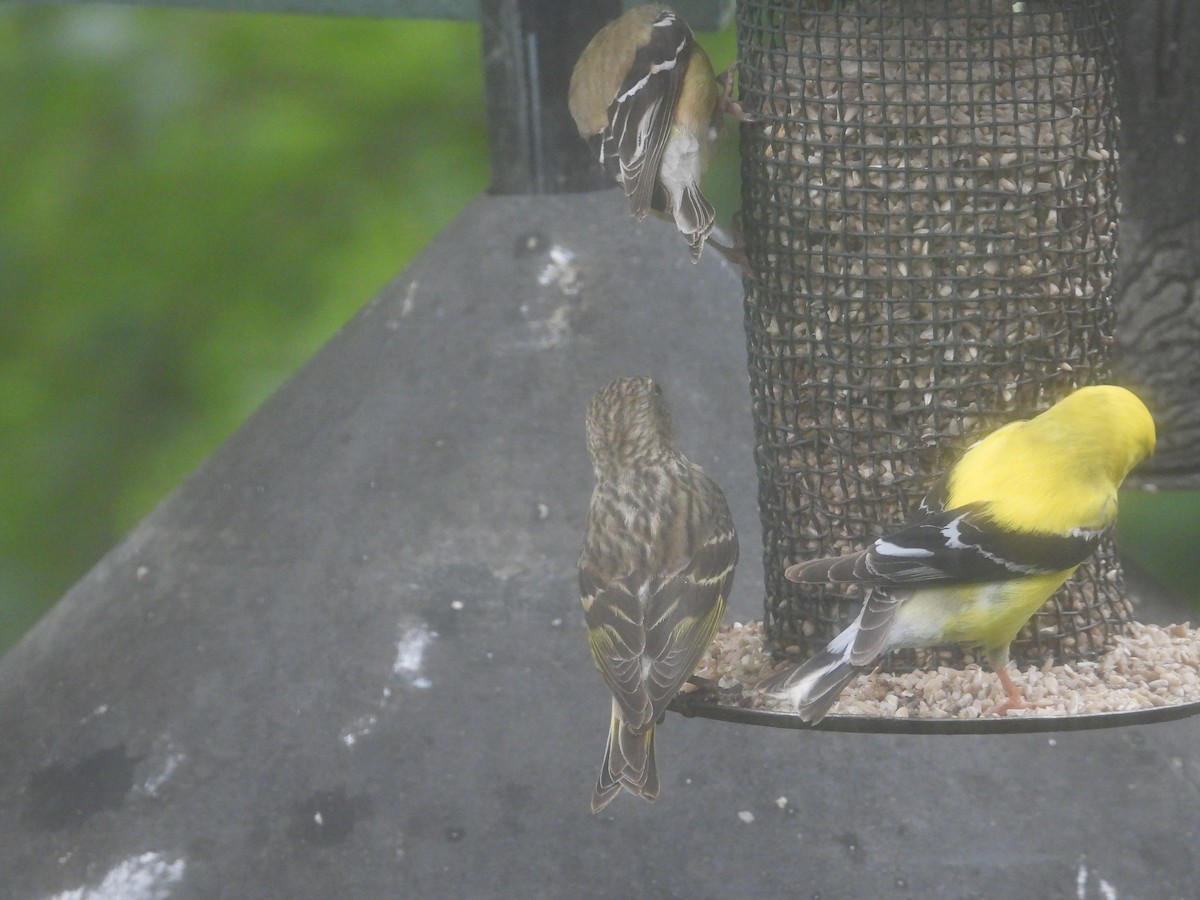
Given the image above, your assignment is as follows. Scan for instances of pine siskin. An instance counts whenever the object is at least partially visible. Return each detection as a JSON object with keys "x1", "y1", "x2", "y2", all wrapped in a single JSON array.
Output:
[{"x1": 580, "y1": 376, "x2": 738, "y2": 811}]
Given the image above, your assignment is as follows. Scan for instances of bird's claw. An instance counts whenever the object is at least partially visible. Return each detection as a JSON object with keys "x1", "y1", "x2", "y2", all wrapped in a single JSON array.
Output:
[
  {"x1": 717, "y1": 61, "x2": 760, "y2": 124},
  {"x1": 985, "y1": 697, "x2": 1033, "y2": 716}
]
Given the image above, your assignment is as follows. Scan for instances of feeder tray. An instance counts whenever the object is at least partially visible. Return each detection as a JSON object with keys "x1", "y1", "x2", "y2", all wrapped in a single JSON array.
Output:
[
  {"x1": 669, "y1": 692, "x2": 1200, "y2": 735},
  {"x1": 667, "y1": 619, "x2": 1200, "y2": 734}
]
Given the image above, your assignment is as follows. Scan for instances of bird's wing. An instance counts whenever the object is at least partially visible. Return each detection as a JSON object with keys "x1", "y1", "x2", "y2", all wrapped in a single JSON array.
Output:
[
  {"x1": 786, "y1": 502, "x2": 1104, "y2": 587},
  {"x1": 580, "y1": 568, "x2": 656, "y2": 730},
  {"x1": 848, "y1": 589, "x2": 904, "y2": 665},
  {"x1": 581, "y1": 519, "x2": 736, "y2": 732},
  {"x1": 601, "y1": 10, "x2": 693, "y2": 218},
  {"x1": 642, "y1": 519, "x2": 737, "y2": 704}
]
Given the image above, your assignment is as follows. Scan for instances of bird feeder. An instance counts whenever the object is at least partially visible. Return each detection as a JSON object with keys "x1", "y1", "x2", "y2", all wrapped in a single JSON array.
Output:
[{"x1": 671, "y1": 0, "x2": 1200, "y2": 731}]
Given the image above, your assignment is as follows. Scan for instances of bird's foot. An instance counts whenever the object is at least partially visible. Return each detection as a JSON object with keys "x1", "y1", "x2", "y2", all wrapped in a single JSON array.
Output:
[
  {"x1": 685, "y1": 675, "x2": 747, "y2": 705},
  {"x1": 986, "y1": 666, "x2": 1033, "y2": 716},
  {"x1": 716, "y1": 61, "x2": 759, "y2": 124},
  {"x1": 985, "y1": 696, "x2": 1033, "y2": 716}
]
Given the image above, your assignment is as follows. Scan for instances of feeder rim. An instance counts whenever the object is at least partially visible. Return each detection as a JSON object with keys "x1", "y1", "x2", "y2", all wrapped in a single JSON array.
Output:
[{"x1": 668, "y1": 693, "x2": 1200, "y2": 734}]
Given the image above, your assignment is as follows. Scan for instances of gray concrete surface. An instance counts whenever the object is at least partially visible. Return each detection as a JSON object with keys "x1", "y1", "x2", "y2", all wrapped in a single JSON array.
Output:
[{"x1": 0, "y1": 190, "x2": 1196, "y2": 899}]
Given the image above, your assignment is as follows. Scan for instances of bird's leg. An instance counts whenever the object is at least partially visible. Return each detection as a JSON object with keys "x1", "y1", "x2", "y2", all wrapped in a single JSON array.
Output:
[
  {"x1": 706, "y1": 65, "x2": 757, "y2": 280},
  {"x1": 706, "y1": 236, "x2": 754, "y2": 279},
  {"x1": 986, "y1": 661, "x2": 1033, "y2": 716},
  {"x1": 716, "y1": 61, "x2": 759, "y2": 124},
  {"x1": 706, "y1": 212, "x2": 758, "y2": 282}
]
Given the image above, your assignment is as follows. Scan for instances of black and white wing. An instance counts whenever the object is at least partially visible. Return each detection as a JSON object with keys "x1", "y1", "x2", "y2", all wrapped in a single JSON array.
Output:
[
  {"x1": 785, "y1": 503, "x2": 1105, "y2": 587},
  {"x1": 601, "y1": 10, "x2": 694, "y2": 219}
]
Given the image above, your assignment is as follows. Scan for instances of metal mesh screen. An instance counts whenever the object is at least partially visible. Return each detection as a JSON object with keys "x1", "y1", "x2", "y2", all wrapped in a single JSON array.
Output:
[{"x1": 735, "y1": 0, "x2": 1126, "y2": 669}]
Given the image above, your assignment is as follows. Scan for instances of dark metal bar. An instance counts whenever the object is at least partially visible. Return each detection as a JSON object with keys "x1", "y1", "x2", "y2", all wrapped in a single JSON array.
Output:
[
  {"x1": 670, "y1": 693, "x2": 1200, "y2": 735},
  {"x1": 479, "y1": 0, "x2": 620, "y2": 194}
]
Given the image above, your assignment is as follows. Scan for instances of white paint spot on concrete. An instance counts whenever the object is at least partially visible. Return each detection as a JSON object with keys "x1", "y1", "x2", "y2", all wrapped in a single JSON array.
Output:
[
  {"x1": 1076, "y1": 857, "x2": 1119, "y2": 900},
  {"x1": 386, "y1": 280, "x2": 419, "y2": 330},
  {"x1": 340, "y1": 714, "x2": 378, "y2": 747},
  {"x1": 491, "y1": 244, "x2": 582, "y2": 351},
  {"x1": 141, "y1": 752, "x2": 184, "y2": 797},
  {"x1": 537, "y1": 245, "x2": 580, "y2": 296},
  {"x1": 399, "y1": 280, "x2": 419, "y2": 318},
  {"x1": 516, "y1": 301, "x2": 572, "y2": 350},
  {"x1": 393, "y1": 624, "x2": 435, "y2": 689},
  {"x1": 79, "y1": 705, "x2": 109, "y2": 725},
  {"x1": 43, "y1": 852, "x2": 185, "y2": 900}
]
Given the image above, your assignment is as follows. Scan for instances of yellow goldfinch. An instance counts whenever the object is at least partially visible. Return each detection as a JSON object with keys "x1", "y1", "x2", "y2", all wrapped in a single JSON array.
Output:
[
  {"x1": 758, "y1": 385, "x2": 1156, "y2": 723},
  {"x1": 580, "y1": 376, "x2": 738, "y2": 811},
  {"x1": 568, "y1": 5, "x2": 751, "y2": 262}
]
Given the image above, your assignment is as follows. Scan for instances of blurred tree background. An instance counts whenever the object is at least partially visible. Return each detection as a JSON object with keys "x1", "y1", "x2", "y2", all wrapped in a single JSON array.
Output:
[
  {"x1": 0, "y1": 5, "x2": 1193, "y2": 656},
  {"x1": 0, "y1": 5, "x2": 493, "y2": 650}
]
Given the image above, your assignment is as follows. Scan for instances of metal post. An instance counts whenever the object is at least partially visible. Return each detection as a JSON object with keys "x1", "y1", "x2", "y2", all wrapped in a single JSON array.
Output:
[{"x1": 479, "y1": 0, "x2": 620, "y2": 194}]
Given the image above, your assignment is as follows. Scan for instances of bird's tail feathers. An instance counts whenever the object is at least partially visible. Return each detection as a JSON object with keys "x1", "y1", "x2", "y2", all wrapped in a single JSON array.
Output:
[
  {"x1": 758, "y1": 648, "x2": 861, "y2": 724},
  {"x1": 785, "y1": 552, "x2": 868, "y2": 584},
  {"x1": 592, "y1": 704, "x2": 659, "y2": 813},
  {"x1": 675, "y1": 185, "x2": 716, "y2": 262},
  {"x1": 756, "y1": 620, "x2": 863, "y2": 724},
  {"x1": 758, "y1": 587, "x2": 899, "y2": 723}
]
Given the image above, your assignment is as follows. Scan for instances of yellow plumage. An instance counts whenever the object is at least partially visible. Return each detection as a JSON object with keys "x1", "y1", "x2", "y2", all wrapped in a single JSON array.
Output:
[
  {"x1": 913, "y1": 573, "x2": 1071, "y2": 657},
  {"x1": 761, "y1": 385, "x2": 1157, "y2": 722},
  {"x1": 946, "y1": 385, "x2": 1156, "y2": 535}
]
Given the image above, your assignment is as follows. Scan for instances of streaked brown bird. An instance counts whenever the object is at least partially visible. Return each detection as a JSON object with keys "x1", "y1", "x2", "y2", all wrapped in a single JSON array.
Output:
[
  {"x1": 568, "y1": 5, "x2": 753, "y2": 262},
  {"x1": 580, "y1": 376, "x2": 738, "y2": 811}
]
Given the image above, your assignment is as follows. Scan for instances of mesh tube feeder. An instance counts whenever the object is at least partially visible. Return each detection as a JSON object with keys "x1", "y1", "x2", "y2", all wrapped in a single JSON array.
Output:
[
  {"x1": 743, "y1": 0, "x2": 1122, "y2": 668},
  {"x1": 671, "y1": 0, "x2": 1200, "y2": 732}
]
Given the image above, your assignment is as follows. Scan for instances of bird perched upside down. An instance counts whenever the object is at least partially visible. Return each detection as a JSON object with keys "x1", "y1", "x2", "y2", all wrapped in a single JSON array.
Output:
[
  {"x1": 568, "y1": 5, "x2": 754, "y2": 263},
  {"x1": 758, "y1": 385, "x2": 1156, "y2": 723},
  {"x1": 580, "y1": 376, "x2": 738, "y2": 811}
]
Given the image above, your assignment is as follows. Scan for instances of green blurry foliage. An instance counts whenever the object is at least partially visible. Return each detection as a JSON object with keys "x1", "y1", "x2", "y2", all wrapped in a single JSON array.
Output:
[
  {"x1": 1117, "y1": 489, "x2": 1200, "y2": 608},
  {"x1": 0, "y1": 6, "x2": 488, "y2": 650}
]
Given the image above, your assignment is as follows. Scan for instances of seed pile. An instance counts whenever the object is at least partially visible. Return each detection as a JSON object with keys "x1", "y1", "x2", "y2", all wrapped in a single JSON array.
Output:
[
  {"x1": 738, "y1": 0, "x2": 1122, "y2": 657},
  {"x1": 686, "y1": 619, "x2": 1200, "y2": 719}
]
